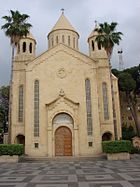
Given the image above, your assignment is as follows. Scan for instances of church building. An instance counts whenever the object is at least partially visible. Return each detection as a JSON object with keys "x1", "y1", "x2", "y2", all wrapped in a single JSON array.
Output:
[{"x1": 10, "y1": 12, "x2": 122, "y2": 157}]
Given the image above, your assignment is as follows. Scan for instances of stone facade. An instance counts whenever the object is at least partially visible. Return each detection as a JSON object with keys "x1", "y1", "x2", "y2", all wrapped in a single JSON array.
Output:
[{"x1": 10, "y1": 12, "x2": 122, "y2": 157}]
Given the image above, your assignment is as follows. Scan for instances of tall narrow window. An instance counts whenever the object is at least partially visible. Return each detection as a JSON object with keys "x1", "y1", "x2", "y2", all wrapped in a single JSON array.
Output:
[
  {"x1": 17, "y1": 44, "x2": 20, "y2": 53},
  {"x1": 23, "y1": 42, "x2": 26, "y2": 52},
  {"x1": 98, "y1": 42, "x2": 101, "y2": 50},
  {"x1": 52, "y1": 38, "x2": 54, "y2": 47},
  {"x1": 56, "y1": 36, "x2": 58, "y2": 44},
  {"x1": 68, "y1": 36, "x2": 70, "y2": 46},
  {"x1": 29, "y1": 43, "x2": 32, "y2": 53},
  {"x1": 102, "y1": 82, "x2": 109, "y2": 120},
  {"x1": 92, "y1": 41, "x2": 94, "y2": 51},
  {"x1": 73, "y1": 37, "x2": 75, "y2": 48},
  {"x1": 34, "y1": 80, "x2": 39, "y2": 137},
  {"x1": 62, "y1": 35, "x2": 65, "y2": 43},
  {"x1": 85, "y1": 79, "x2": 93, "y2": 135},
  {"x1": 18, "y1": 85, "x2": 24, "y2": 122}
]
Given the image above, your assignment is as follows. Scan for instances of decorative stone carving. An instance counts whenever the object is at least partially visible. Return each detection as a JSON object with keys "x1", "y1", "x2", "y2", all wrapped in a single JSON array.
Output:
[
  {"x1": 57, "y1": 68, "x2": 66, "y2": 79},
  {"x1": 59, "y1": 89, "x2": 65, "y2": 96}
]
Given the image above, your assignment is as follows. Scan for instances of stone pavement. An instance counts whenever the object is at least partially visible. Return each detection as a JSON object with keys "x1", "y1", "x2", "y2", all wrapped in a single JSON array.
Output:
[{"x1": 0, "y1": 155, "x2": 140, "y2": 187}]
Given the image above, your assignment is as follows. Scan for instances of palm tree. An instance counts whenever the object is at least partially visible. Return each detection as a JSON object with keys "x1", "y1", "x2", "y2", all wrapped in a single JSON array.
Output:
[
  {"x1": 95, "y1": 22, "x2": 122, "y2": 59},
  {"x1": 1, "y1": 10, "x2": 32, "y2": 143},
  {"x1": 95, "y1": 22, "x2": 123, "y2": 140},
  {"x1": 1, "y1": 10, "x2": 32, "y2": 60}
]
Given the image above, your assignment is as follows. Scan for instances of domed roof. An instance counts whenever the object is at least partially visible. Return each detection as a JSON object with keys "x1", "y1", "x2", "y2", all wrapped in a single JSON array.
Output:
[
  {"x1": 88, "y1": 30, "x2": 99, "y2": 39},
  {"x1": 88, "y1": 23, "x2": 100, "y2": 41},
  {"x1": 22, "y1": 32, "x2": 36, "y2": 43},
  {"x1": 48, "y1": 12, "x2": 79, "y2": 36}
]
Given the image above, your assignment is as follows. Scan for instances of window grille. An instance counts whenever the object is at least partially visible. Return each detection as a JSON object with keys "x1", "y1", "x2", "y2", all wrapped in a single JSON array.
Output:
[
  {"x1": 18, "y1": 85, "x2": 24, "y2": 122},
  {"x1": 102, "y1": 82, "x2": 109, "y2": 120},
  {"x1": 34, "y1": 80, "x2": 39, "y2": 136},
  {"x1": 85, "y1": 79, "x2": 93, "y2": 135}
]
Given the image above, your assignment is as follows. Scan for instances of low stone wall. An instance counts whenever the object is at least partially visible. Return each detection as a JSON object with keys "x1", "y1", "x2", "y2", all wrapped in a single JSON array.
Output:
[
  {"x1": 107, "y1": 152, "x2": 130, "y2": 160},
  {"x1": 0, "y1": 155, "x2": 19, "y2": 163}
]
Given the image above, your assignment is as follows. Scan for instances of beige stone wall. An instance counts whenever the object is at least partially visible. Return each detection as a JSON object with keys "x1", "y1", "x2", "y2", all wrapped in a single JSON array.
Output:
[{"x1": 11, "y1": 41, "x2": 121, "y2": 157}]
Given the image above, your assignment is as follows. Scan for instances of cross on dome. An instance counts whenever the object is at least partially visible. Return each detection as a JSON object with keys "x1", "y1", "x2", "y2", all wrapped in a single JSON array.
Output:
[{"x1": 61, "y1": 8, "x2": 65, "y2": 14}]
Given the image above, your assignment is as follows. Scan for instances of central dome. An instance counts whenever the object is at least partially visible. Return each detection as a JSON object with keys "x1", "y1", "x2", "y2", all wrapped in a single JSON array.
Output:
[{"x1": 47, "y1": 12, "x2": 79, "y2": 50}]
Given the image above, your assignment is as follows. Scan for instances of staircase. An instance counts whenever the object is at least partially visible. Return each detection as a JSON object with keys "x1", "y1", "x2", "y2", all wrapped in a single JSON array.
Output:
[{"x1": 19, "y1": 154, "x2": 106, "y2": 162}]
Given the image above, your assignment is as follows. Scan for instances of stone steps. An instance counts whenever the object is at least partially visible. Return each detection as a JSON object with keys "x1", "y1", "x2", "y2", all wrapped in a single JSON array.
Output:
[{"x1": 19, "y1": 154, "x2": 106, "y2": 162}]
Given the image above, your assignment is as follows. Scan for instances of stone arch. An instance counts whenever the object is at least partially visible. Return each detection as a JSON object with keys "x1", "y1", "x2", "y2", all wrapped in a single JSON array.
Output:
[
  {"x1": 52, "y1": 112, "x2": 74, "y2": 125},
  {"x1": 15, "y1": 134, "x2": 25, "y2": 153},
  {"x1": 15, "y1": 134, "x2": 25, "y2": 145},
  {"x1": 50, "y1": 110, "x2": 75, "y2": 127},
  {"x1": 102, "y1": 132, "x2": 112, "y2": 141}
]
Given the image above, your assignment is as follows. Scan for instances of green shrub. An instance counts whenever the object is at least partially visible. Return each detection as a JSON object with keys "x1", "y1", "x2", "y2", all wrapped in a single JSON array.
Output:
[
  {"x1": 122, "y1": 126, "x2": 136, "y2": 140},
  {"x1": 0, "y1": 128, "x2": 3, "y2": 133},
  {"x1": 130, "y1": 146, "x2": 140, "y2": 154},
  {"x1": 102, "y1": 140, "x2": 132, "y2": 153},
  {"x1": 0, "y1": 144, "x2": 23, "y2": 156}
]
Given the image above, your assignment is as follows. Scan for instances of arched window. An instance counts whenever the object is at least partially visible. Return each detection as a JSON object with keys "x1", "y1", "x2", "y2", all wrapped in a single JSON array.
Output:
[
  {"x1": 68, "y1": 36, "x2": 70, "y2": 46},
  {"x1": 29, "y1": 43, "x2": 32, "y2": 53},
  {"x1": 85, "y1": 79, "x2": 93, "y2": 135},
  {"x1": 98, "y1": 42, "x2": 101, "y2": 50},
  {"x1": 102, "y1": 82, "x2": 109, "y2": 120},
  {"x1": 53, "y1": 113, "x2": 73, "y2": 124},
  {"x1": 18, "y1": 85, "x2": 24, "y2": 122},
  {"x1": 56, "y1": 36, "x2": 58, "y2": 44},
  {"x1": 102, "y1": 132, "x2": 112, "y2": 141},
  {"x1": 23, "y1": 42, "x2": 26, "y2": 52},
  {"x1": 52, "y1": 38, "x2": 54, "y2": 47},
  {"x1": 73, "y1": 37, "x2": 75, "y2": 48},
  {"x1": 17, "y1": 44, "x2": 20, "y2": 53},
  {"x1": 62, "y1": 35, "x2": 65, "y2": 43},
  {"x1": 34, "y1": 80, "x2": 39, "y2": 137},
  {"x1": 92, "y1": 41, "x2": 94, "y2": 51}
]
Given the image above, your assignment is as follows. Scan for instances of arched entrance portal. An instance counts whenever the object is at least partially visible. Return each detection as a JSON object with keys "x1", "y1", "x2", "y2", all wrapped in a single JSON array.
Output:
[
  {"x1": 102, "y1": 132, "x2": 112, "y2": 141},
  {"x1": 16, "y1": 134, "x2": 25, "y2": 145},
  {"x1": 15, "y1": 134, "x2": 25, "y2": 153},
  {"x1": 55, "y1": 126, "x2": 72, "y2": 156}
]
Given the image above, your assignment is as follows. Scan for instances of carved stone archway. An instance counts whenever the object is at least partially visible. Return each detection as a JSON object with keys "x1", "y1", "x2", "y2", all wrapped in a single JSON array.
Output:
[
  {"x1": 46, "y1": 90, "x2": 79, "y2": 157},
  {"x1": 15, "y1": 134, "x2": 25, "y2": 153},
  {"x1": 102, "y1": 132, "x2": 112, "y2": 141}
]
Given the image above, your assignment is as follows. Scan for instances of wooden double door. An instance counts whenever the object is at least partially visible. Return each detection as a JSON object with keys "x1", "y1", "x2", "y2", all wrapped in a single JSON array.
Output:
[{"x1": 55, "y1": 126, "x2": 72, "y2": 156}]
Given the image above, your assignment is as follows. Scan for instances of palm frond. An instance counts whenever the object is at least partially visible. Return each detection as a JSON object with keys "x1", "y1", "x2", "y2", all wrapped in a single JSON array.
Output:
[
  {"x1": 94, "y1": 21, "x2": 123, "y2": 58},
  {"x1": 1, "y1": 10, "x2": 32, "y2": 45}
]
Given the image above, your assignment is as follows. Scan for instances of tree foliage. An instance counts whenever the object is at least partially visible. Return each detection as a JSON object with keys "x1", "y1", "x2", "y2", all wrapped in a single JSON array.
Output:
[
  {"x1": 122, "y1": 126, "x2": 136, "y2": 140},
  {"x1": 112, "y1": 64, "x2": 140, "y2": 136},
  {"x1": 94, "y1": 22, "x2": 123, "y2": 59},
  {"x1": 118, "y1": 72, "x2": 136, "y2": 92},
  {"x1": 0, "y1": 86, "x2": 9, "y2": 132},
  {"x1": 1, "y1": 10, "x2": 32, "y2": 46}
]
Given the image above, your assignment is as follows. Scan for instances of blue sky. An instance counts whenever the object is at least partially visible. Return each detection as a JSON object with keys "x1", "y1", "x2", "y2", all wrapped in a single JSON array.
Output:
[{"x1": 0, "y1": 0, "x2": 140, "y2": 85}]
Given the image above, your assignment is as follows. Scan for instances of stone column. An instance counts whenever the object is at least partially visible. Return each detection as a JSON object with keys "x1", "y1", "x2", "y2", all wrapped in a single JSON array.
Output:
[
  {"x1": 47, "y1": 127, "x2": 53, "y2": 157},
  {"x1": 74, "y1": 128, "x2": 79, "y2": 156}
]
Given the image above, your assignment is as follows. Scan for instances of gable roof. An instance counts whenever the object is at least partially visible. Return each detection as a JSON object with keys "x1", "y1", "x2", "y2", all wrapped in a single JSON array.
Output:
[{"x1": 26, "y1": 43, "x2": 97, "y2": 70}]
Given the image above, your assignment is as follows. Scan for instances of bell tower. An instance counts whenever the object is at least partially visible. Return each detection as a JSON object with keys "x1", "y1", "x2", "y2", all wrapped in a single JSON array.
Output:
[
  {"x1": 15, "y1": 32, "x2": 36, "y2": 62},
  {"x1": 87, "y1": 24, "x2": 107, "y2": 60}
]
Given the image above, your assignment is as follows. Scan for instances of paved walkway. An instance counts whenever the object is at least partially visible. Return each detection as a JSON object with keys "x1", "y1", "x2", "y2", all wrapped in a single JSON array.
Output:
[{"x1": 0, "y1": 155, "x2": 140, "y2": 187}]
